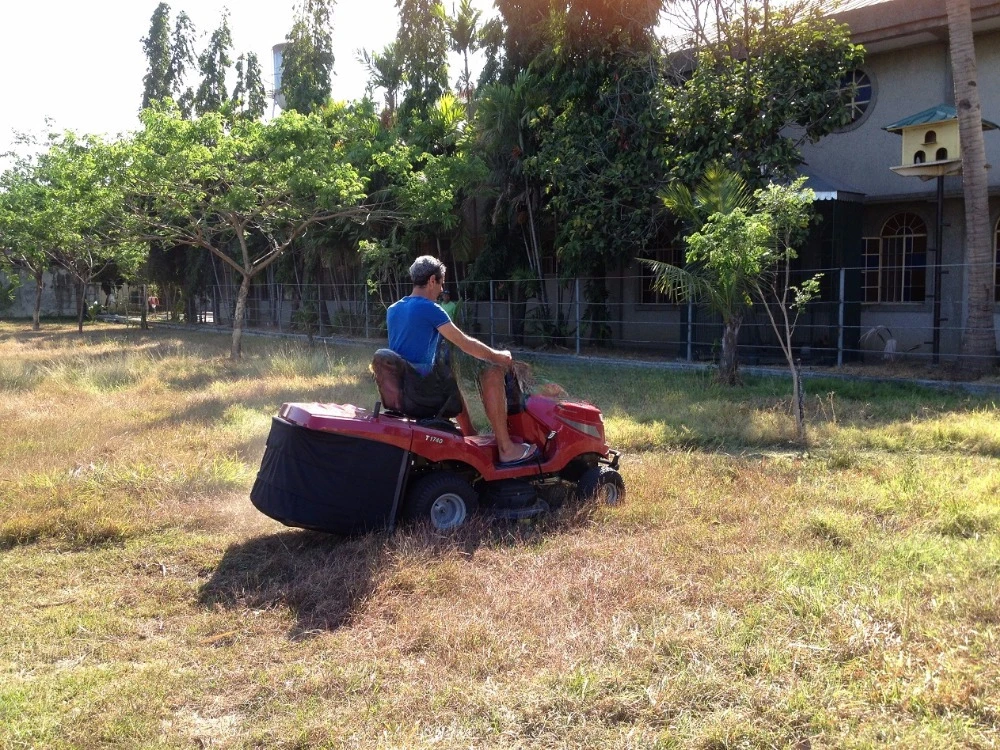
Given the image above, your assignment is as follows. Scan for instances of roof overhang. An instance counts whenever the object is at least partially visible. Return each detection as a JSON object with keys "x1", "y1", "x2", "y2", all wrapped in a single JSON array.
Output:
[
  {"x1": 890, "y1": 159, "x2": 964, "y2": 179},
  {"x1": 830, "y1": 0, "x2": 1000, "y2": 52},
  {"x1": 883, "y1": 104, "x2": 1000, "y2": 133}
]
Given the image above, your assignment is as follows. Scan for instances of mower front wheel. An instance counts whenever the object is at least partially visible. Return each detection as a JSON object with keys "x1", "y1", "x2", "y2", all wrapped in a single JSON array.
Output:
[
  {"x1": 577, "y1": 466, "x2": 626, "y2": 506},
  {"x1": 404, "y1": 472, "x2": 479, "y2": 530}
]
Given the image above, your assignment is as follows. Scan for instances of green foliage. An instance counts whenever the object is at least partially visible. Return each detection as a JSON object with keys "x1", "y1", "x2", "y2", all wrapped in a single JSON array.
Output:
[
  {"x1": 141, "y1": 3, "x2": 173, "y2": 109},
  {"x1": 664, "y1": 1, "x2": 864, "y2": 184},
  {"x1": 0, "y1": 161, "x2": 56, "y2": 280},
  {"x1": 12, "y1": 132, "x2": 145, "y2": 330},
  {"x1": 169, "y1": 11, "x2": 198, "y2": 116},
  {"x1": 396, "y1": 0, "x2": 449, "y2": 117},
  {"x1": 281, "y1": 0, "x2": 335, "y2": 114},
  {"x1": 232, "y1": 52, "x2": 267, "y2": 120},
  {"x1": 127, "y1": 103, "x2": 373, "y2": 355},
  {"x1": 648, "y1": 169, "x2": 820, "y2": 385},
  {"x1": 529, "y1": 52, "x2": 670, "y2": 275},
  {"x1": 193, "y1": 12, "x2": 233, "y2": 116},
  {"x1": 358, "y1": 43, "x2": 405, "y2": 117},
  {"x1": 0, "y1": 272, "x2": 20, "y2": 313},
  {"x1": 443, "y1": 0, "x2": 482, "y2": 101}
]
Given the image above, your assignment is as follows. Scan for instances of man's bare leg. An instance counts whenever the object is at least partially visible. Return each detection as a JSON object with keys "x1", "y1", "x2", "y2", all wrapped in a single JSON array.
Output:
[
  {"x1": 479, "y1": 366, "x2": 531, "y2": 463},
  {"x1": 455, "y1": 389, "x2": 476, "y2": 436}
]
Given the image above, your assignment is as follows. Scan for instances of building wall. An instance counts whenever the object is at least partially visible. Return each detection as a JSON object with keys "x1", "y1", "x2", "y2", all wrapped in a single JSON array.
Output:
[
  {"x1": 797, "y1": 21, "x2": 1000, "y2": 361},
  {"x1": 801, "y1": 32, "x2": 1000, "y2": 200}
]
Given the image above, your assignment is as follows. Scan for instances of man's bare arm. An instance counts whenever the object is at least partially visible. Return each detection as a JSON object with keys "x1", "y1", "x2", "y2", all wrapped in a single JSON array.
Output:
[{"x1": 437, "y1": 322, "x2": 512, "y2": 368}]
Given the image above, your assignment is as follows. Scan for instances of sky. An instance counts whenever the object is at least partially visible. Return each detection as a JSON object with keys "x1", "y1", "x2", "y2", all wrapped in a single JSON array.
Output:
[{"x1": 0, "y1": 0, "x2": 494, "y2": 168}]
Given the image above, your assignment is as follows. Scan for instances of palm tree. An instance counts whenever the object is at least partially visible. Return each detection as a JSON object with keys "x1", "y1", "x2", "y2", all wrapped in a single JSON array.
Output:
[
  {"x1": 358, "y1": 43, "x2": 405, "y2": 121},
  {"x1": 647, "y1": 165, "x2": 758, "y2": 385},
  {"x1": 442, "y1": 0, "x2": 482, "y2": 111},
  {"x1": 946, "y1": 0, "x2": 997, "y2": 375}
]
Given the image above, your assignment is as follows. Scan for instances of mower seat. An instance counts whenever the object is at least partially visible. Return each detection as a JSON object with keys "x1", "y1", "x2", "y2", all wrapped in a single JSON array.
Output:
[{"x1": 370, "y1": 341, "x2": 462, "y2": 421}]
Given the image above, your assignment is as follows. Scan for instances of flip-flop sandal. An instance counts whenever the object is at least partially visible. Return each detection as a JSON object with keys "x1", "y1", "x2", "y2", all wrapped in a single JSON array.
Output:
[{"x1": 498, "y1": 443, "x2": 539, "y2": 466}]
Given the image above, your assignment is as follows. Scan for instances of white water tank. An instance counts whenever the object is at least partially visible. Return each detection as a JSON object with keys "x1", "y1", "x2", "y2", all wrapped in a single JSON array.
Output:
[{"x1": 272, "y1": 43, "x2": 287, "y2": 110}]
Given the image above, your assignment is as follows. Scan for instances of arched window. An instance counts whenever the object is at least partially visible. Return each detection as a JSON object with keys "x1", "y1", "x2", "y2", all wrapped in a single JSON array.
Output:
[
  {"x1": 936, "y1": 147, "x2": 949, "y2": 161},
  {"x1": 924, "y1": 130, "x2": 937, "y2": 144},
  {"x1": 862, "y1": 214, "x2": 927, "y2": 303},
  {"x1": 914, "y1": 151, "x2": 926, "y2": 164}
]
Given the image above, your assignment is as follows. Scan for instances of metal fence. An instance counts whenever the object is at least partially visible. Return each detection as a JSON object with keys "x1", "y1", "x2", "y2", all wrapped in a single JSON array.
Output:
[{"x1": 174, "y1": 262, "x2": 1000, "y2": 367}]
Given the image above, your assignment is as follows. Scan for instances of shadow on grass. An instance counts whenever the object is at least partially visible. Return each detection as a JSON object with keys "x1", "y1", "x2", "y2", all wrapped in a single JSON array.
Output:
[
  {"x1": 198, "y1": 529, "x2": 388, "y2": 633},
  {"x1": 198, "y1": 504, "x2": 601, "y2": 635}
]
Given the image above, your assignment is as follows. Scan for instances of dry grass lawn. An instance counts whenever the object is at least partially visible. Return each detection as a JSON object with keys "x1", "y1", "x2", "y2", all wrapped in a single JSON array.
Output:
[{"x1": 1, "y1": 322, "x2": 998, "y2": 748}]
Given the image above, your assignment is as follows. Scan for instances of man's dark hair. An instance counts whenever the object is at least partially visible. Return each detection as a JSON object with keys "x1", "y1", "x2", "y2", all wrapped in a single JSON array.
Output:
[{"x1": 409, "y1": 255, "x2": 446, "y2": 287}]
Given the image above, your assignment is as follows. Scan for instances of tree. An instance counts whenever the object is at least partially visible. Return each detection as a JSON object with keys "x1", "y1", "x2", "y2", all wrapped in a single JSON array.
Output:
[
  {"x1": 141, "y1": 3, "x2": 173, "y2": 109},
  {"x1": 473, "y1": 72, "x2": 548, "y2": 303},
  {"x1": 648, "y1": 166, "x2": 757, "y2": 385},
  {"x1": 752, "y1": 179, "x2": 821, "y2": 444},
  {"x1": 232, "y1": 53, "x2": 268, "y2": 120},
  {"x1": 36, "y1": 133, "x2": 145, "y2": 332},
  {"x1": 650, "y1": 170, "x2": 824, "y2": 401},
  {"x1": 946, "y1": 0, "x2": 997, "y2": 375},
  {"x1": 193, "y1": 13, "x2": 233, "y2": 116},
  {"x1": 395, "y1": 0, "x2": 449, "y2": 117},
  {"x1": 128, "y1": 104, "x2": 371, "y2": 358},
  {"x1": 393, "y1": 94, "x2": 487, "y2": 259},
  {"x1": 281, "y1": 0, "x2": 336, "y2": 114},
  {"x1": 443, "y1": 0, "x2": 482, "y2": 107},
  {"x1": 0, "y1": 161, "x2": 55, "y2": 330},
  {"x1": 358, "y1": 43, "x2": 405, "y2": 121},
  {"x1": 664, "y1": 0, "x2": 864, "y2": 184},
  {"x1": 169, "y1": 11, "x2": 198, "y2": 116}
]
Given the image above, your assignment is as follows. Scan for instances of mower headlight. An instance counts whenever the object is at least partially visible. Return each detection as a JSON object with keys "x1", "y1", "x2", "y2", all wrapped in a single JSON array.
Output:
[{"x1": 558, "y1": 415, "x2": 603, "y2": 440}]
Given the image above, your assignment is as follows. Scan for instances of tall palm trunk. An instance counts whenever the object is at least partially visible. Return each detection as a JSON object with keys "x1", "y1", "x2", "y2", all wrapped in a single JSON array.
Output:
[{"x1": 947, "y1": 0, "x2": 997, "y2": 375}]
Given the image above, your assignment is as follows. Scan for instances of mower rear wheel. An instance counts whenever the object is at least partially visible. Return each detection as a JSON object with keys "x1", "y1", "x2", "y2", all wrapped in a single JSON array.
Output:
[
  {"x1": 405, "y1": 472, "x2": 479, "y2": 530},
  {"x1": 577, "y1": 466, "x2": 626, "y2": 506}
]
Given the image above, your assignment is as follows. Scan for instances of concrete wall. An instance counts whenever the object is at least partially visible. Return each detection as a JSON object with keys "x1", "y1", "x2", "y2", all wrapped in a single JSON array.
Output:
[{"x1": 1, "y1": 270, "x2": 95, "y2": 318}]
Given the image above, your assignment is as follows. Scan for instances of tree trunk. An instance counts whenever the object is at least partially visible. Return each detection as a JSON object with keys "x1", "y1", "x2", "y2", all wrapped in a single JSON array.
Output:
[
  {"x1": 32, "y1": 269, "x2": 43, "y2": 331},
  {"x1": 141, "y1": 283, "x2": 148, "y2": 331},
  {"x1": 718, "y1": 316, "x2": 742, "y2": 386},
  {"x1": 76, "y1": 279, "x2": 85, "y2": 334},
  {"x1": 947, "y1": 0, "x2": 998, "y2": 375},
  {"x1": 792, "y1": 358, "x2": 806, "y2": 446},
  {"x1": 230, "y1": 273, "x2": 252, "y2": 359}
]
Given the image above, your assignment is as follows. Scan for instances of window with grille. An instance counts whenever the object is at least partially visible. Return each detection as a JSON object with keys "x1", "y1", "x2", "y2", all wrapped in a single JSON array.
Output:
[
  {"x1": 862, "y1": 213, "x2": 927, "y2": 303},
  {"x1": 838, "y1": 69, "x2": 874, "y2": 125},
  {"x1": 639, "y1": 247, "x2": 684, "y2": 304}
]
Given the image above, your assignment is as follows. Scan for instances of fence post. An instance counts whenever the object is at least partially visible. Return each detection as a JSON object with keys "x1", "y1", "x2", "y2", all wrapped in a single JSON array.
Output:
[
  {"x1": 316, "y1": 282, "x2": 323, "y2": 338},
  {"x1": 686, "y1": 299, "x2": 694, "y2": 362},
  {"x1": 489, "y1": 279, "x2": 495, "y2": 347},
  {"x1": 575, "y1": 278, "x2": 581, "y2": 355},
  {"x1": 364, "y1": 282, "x2": 369, "y2": 339},
  {"x1": 837, "y1": 267, "x2": 845, "y2": 368}
]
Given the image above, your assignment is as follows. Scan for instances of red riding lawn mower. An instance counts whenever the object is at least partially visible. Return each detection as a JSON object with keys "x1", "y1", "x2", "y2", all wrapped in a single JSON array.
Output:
[{"x1": 250, "y1": 347, "x2": 625, "y2": 533}]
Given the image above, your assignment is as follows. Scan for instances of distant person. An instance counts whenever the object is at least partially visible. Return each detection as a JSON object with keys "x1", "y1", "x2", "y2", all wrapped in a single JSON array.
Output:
[
  {"x1": 439, "y1": 289, "x2": 459, "y2": 321},
  {"x1": 386, "y1": 255, "x2": 538, "y2": 465},
  {"x1": 148, "y1": 295, "x2": 159, "y2": 314}
]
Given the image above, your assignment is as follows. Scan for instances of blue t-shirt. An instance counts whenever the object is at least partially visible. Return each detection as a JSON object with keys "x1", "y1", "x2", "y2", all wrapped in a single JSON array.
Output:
[{"x1": 386, "y1": 296, "x2": 451, "y2": 373}]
